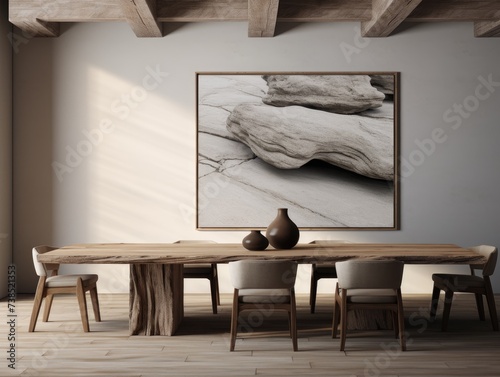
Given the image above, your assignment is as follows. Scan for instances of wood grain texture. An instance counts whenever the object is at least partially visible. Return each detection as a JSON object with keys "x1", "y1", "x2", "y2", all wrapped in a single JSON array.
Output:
[
  {"x1": 248, "y1": 0, "x2": 279, "y2": 37},
  {"x1": 8, "y1": 0, "x2": 500, "y2": 38},
  {"x1": 9, "y1": 0, "x2": 500, "y2": 22},
  {"x1": 475, "y1": 19, "x2": 500, "y2": 37},
  {"x1": 362, "y1": 0, "x2": 423, "y2": 37},
  {"x1": 129, "y1": 263, "x2": 183, "y2": 335},
  {"x1": 119, "y1": 0, "x2": 162, "y2": 37},
  {"x1": 9, "y1": 19, "x2": 60, "y2": 37},
  {"x1": 38, "y1": 243, "x2": 486, "y2": 265},
  {"x1": 407, "y1": 0, "x2": 500, "y2": 21},
  {"x1": 9, "y1": 0, "x2": 122, "y2": 22},
  {"x1": 157, "y1": 0, "x2": 249, "y2": 21}
]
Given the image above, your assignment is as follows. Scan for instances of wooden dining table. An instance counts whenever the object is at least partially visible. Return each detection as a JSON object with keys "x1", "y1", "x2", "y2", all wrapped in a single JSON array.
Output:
[{"x1": 37, "y1": 242, "x2": 485, "y2": 336}]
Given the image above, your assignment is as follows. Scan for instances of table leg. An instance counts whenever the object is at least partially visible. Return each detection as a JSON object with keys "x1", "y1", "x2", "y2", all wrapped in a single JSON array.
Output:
[{"x1": 129, "y1": 263, "x2": 184, "y2": 335}]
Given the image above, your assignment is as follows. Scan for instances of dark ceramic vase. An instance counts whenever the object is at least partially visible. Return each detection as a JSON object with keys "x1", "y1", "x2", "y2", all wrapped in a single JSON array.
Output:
[
  {"x1": 242, "y1": 230, "x2": 269, "y2": 251},
  {"x1": 266, "y1": 208, "x2": 300, "y2": 249}
]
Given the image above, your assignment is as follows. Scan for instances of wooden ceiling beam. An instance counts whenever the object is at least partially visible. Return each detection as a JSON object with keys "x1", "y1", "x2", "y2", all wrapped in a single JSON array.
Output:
[
  {"x1": 8, "y1": 0, "x2": 500, "y2": 38},
  {"x1": 157, "y1": 0, "x2": 249, "y2": 21},
  {"x1": 248, "y1": 0, "x2": 279, "y2": 37},
  {"x1": 119, "y1": 0, "x2": 162, "y2": 37},
  {"x1": 407, "y1": 0, "x2": 500, "y2": 21},
  {"x1": 9, "y1": 1, "x2": 122, "y2": 23},
  {"x1": 475, "y1": 20, "x2": 500, "y2": 37},
  {"x1": 362, "y1": 0, "x2": 423, "y2": 37},
  {"x1": 156, "y1": 0, "x2": 372, "y2": 22},
  {"x1": 9, "y1": 18, "x2": 59, "y2": 37}
]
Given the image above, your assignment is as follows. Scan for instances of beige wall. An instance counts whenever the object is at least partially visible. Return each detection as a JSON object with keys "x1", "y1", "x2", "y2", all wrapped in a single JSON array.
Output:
[
  {"x1": 0, "y1": 2, "x2": 12, "y2": 298},
  {"x1": 13, "y1": 21, "x2": 500, "y2": 294}
]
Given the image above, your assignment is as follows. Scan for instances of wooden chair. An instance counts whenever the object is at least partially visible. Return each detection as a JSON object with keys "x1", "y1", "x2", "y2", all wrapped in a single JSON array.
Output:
[
  {"x1": 29, "y1": 245, "x2": 101, "y2": 332},
  {"x1": 309, "y1": 240, "x2": 349, "y2": 313},
  {"x1": 228, "y1": 260, "x2": 298, "y2": 351},
  {"x1": 430, "y1": 245, "x2": 498, "y2": 331},
  {"x1": 332, "y1": 259, "x2": 406, "y2": 351},
  {"x1": 174, "y1": 240, "x2": 220, "y2": 314}
]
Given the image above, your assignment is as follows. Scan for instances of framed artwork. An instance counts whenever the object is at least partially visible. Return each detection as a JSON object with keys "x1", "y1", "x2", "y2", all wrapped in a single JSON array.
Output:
[{"x1": 196, "y1": 72, "x2": 399, "y2": 230}]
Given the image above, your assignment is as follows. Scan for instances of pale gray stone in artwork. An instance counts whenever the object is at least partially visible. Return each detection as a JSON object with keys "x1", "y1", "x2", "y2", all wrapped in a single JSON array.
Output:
[
  {"x1": 359, "y1": 101, "x2": 394, "y2": 120},
  {"x1": 227, "y1": 103, "x2": 394, "y2": 181},
  {"x1": 370, "y1": 75, "x2": 394, "y2": 96},
  {"x1": 198, "y1": 158, "x2": 394, "y2": 228},
  {"x1": 197, "y1": 132, "x2": 256, "y2": 179},
  {"x1": 262, "y1": 75, "x2": 385, "y2": 114},
  {"x1": 198, "y1": 75, "x2": 268, "y2": 140}
]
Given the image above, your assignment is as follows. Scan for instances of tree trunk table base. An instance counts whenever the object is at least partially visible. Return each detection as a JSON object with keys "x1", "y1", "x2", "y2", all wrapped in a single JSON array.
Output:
[{"x1": 129, "y1": 264, "x2": 183, "y2": 335}]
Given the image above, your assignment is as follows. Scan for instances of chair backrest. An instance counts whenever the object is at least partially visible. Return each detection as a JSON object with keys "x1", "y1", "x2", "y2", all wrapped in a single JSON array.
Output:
[
  {"x1": 470, "y1": 245, "x2": 498, "y2": 276},
  {"x1": 32, "y1": 245, "x2": 58, "y2": 277},
  {"x1": 336, "y1": 259, "x2": 404, "y2": 290},
  {"x1": 229, "y1": 260, "x2": 298, "y2": 290}
]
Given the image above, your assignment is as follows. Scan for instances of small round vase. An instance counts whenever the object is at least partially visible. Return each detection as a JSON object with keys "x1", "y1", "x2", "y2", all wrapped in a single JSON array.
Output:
[
  {"x1": 266, "y1": 208, "x2": 300, "y2": 249},
  {"x1": 242, "y1": 230, "x2": 269, "y2": 251}
]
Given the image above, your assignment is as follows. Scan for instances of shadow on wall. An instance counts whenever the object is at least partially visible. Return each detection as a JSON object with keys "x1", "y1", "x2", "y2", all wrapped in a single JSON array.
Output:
[{"x1": 13, "y1": 35, "x2": 55, "y2": 293}]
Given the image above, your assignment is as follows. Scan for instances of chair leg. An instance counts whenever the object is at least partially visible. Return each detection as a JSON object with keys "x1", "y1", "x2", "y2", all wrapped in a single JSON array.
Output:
[
  {"x1": 310, "y1": 272, "x2": 317, "y2": 314},
  {"x1": 397, "y1": 290, "x2": 406, "y2": 351},
  {"x1": 210, "y1": 274, "x2": 218, "y2": 315},
  {"x1": 89, "y1": 287, "x2": 101, "y2": 322},
  {"x1": 484, "y1": 279, "x2": 499, "y2": 331},
  {"x1": 290, "y1": 290, "x2": 298, "y2": 352},
  {"x1": 76, "y1": 278, "x2": 90, "y2": 332},
  {"x1": 397, "y1": 307, "x2": 406, "y2": 351},
  {"x1": 42, "y1": 294, "x2": 54, "y2": 322},
  {"x1": 391, "y1": 311, "x2": 399, "y2": 338},
  {"x1": 340, "y1": 291, "x2": 348, "y2": 351},
  {"x1": 430, "y1": 285, "x2": 440, "y2": 321},
  {"x1": 332, "y1": 290, "x2": 340, "y2": 338},
  {"x1": 474, "y1": 293, "x2": 486, "y2": 321},
  {"x1": 441, "y1": 290, "x2": 454, "y2": 332},
  {"x1": 213, "y1": 264, "x2": 220, "y2": 306},
  {"x1": 29, "y1": 277, "x2": 46, "y2": 332},
  {"x1": 230, "y1": 289, "x2": 239, "y2": 351}
]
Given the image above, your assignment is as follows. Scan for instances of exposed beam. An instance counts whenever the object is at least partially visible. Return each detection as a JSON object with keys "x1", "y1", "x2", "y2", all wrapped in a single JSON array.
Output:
[
  {"x1": 9, "y1": 19, "x2": 59, "y2": 37},
  {"x1": 157, "y1": 0, "x2": 250, "y2": 21},
  {"x1": 9, "y1": 0, "x2": 122, "y2": 22},
  {"x1": 474, "y1": 20, "x2": 500, "y2": 37},
  {"x1": 362, "y1": 0, "x2": 423, "y2": 37},
  {"x1": 407, "y1": 0, "x2": 500, "y2": 21},
  {"x1": 8, "y1": 0, "x2": 500, "y2": 38},
  {"x1": 120, "y1": 0, "x2": 162, "y2": 37},
  {"x1": 157, "y1": 0, "x2": 372, "y2": 22},
  {"x1": 248, "y1": 0, "x2": 279, "y2": 37}
]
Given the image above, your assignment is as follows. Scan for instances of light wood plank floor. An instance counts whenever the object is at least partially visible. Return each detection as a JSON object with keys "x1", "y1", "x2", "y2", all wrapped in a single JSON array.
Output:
[{"x1": 1, "y1": 293, "x2": 500, "y2": 376}]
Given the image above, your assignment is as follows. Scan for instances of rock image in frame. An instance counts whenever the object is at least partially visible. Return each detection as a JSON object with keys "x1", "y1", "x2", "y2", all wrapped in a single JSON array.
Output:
[{"x1": 196, "y1": 72, "x2": 399, "y2": 230}]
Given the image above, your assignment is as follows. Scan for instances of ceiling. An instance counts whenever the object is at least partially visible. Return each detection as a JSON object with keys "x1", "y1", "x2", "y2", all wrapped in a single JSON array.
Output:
[{"x1": 8, "y1": 0, "x2": 500, "y2": 38}]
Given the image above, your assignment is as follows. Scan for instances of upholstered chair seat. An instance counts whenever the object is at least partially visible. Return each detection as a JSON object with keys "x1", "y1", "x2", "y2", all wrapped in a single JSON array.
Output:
[{"x1": 229, "y1": 260, "x2": 298, "y2": 351}]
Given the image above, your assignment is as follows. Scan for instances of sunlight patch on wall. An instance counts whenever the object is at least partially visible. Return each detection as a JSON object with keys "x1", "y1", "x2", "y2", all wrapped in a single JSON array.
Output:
[{"x1": 81, "y1": 66, "x2": 196, "y2": 243}]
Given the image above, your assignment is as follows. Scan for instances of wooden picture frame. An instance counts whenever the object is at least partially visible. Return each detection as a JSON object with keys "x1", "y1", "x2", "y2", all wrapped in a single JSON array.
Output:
[{"x1": 196, "y1": 72, "x2": 400, "y2": 230}]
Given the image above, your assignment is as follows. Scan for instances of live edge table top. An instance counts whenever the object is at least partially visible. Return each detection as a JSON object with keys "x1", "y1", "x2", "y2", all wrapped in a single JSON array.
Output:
[{"x1": 37, "y1": 242, "x2": 485, "y2": 265}]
